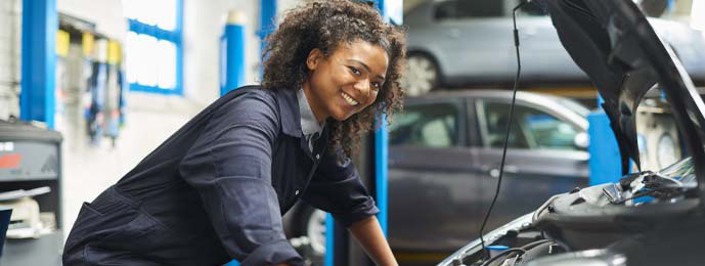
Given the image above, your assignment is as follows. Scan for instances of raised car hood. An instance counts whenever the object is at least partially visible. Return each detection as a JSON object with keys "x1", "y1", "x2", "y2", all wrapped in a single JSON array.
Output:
[{"x1": 544, "y1": 0, "x2": 705, "y2": 195}]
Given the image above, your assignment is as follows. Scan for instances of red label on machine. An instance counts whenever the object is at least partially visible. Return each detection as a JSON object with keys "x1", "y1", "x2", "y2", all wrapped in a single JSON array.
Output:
[{"x1": 0, "y1": 153, "x2": 21, "y2": 169}]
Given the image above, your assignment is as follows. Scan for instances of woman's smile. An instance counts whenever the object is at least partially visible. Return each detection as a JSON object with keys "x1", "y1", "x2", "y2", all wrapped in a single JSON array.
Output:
[{"x1": 341, "y1": 91, "x2": 360, "y2": 106}]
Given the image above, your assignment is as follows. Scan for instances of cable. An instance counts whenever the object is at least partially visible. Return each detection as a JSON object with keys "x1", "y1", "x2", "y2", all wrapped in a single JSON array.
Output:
[
  {"x1": 480, "y1": 248, "x2": 526, "y2": 266},
  {"x1": 479, "y1": 0, "x2": 528, "y2": 258}
]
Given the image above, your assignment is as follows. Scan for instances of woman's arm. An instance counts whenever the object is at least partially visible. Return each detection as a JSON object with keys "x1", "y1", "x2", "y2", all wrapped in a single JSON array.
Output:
[{"x1": 349, "y1": 216, "x2": 398, "y2": 266}]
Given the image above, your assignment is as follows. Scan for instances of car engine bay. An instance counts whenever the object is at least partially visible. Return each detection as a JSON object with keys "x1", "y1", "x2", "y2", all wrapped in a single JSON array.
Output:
[{"x1": 444, "y1": 157, "x2": 705, "y2": 266}]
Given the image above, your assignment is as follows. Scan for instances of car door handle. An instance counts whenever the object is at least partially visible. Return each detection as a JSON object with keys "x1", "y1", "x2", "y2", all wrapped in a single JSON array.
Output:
[{"x1": 488, "y1": 165, "x2": 519, "y2": 178}]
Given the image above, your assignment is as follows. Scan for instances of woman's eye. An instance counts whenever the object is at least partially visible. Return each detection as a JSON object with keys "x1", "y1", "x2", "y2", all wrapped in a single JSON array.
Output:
[
  {"x1": 371, "y1": 82, "x2": 381, "y2": 90},
  {"x1": 349, "y1": 66, "x2": 361, "y2": 76}
]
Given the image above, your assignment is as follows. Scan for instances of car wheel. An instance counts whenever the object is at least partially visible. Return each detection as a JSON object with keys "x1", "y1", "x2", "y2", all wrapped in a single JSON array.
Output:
[
  {"x1": 291, "y1": 207, "x2": 327, "y2": 265},
  {"x1": 404, "y1": 54, "x2": 439, "y2": 96},
  {"x1": 305, "y1": 208, "x2": 327, "y2": 257}
]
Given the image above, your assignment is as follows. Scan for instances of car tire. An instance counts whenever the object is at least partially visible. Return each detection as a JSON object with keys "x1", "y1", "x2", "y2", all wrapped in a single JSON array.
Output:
[
  {"x1": 291, "y1": 206, "x2": 327, "y2": 265},
  {"x1": 404, "y1": 53, "x2": 440, "y2": 96}
]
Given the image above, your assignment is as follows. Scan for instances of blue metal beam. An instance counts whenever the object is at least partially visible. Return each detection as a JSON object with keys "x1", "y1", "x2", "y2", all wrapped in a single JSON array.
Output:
[
  {"x1": 588, "y1": 95, "x2": 622, "y2": 185},
  {"x1": 257, "y1": 0, "x2": 276, "y2": 78},
  {"x1": 20, "y1": 0, "x2": 57, "y2": 128},
  {"x1": 176, "y1": 0, "x2": 184, "y2": 96},
  {"x1": 374, "y1": 114, "x2": 389, "y2": 234},
  {"x1": 220, "y1": 11, "x2": 246, "y2": 96},
  {"x1": 128, "y1": 20, "x2": 181, "y2": 43}
]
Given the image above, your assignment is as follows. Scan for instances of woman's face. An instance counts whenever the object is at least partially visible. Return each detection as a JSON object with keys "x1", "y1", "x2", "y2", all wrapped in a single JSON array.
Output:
[{"x1": 303, "y1": 39, "x2": 389, "y2": 123}]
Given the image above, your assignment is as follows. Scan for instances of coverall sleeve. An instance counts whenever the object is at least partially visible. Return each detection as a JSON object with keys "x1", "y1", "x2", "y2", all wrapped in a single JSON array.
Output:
[
  {"x1": 178, "y1": 91, "x2": 302, "y2": 266},
  {"x1": 302, "y1": 147, "x2": 380, "y2": 227}
]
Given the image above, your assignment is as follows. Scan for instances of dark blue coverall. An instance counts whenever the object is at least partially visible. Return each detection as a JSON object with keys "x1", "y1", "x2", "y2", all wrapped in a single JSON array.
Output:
[{"x1": 63, "y1": 86, "x2": 379, "y2": 265}]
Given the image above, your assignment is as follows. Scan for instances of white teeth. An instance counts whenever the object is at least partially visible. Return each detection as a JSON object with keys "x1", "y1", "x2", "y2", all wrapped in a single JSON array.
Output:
[{"x1": 341, "y1": 92, "x2": 359, "y2": 106}]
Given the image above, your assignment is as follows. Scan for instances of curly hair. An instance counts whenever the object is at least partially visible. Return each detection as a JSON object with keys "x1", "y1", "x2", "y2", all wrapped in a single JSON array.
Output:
[{"x1": 262, "y1": 0, "x2": 406, "y2": 158}]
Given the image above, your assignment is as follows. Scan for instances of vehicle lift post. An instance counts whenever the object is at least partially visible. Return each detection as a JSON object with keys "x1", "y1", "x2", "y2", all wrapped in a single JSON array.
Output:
[
  {"x1": 220, "y1": 10, "x2": 247, "y2": 96},
  {"x1": 221, "y1": 4, "x2": 255, "y2": 266},
  {"x1": 20, "y1": 0, "x2": 58, "y2": 129},
  {"x1": 588, "y1": 95, "x2": 623, "y2": 185}
]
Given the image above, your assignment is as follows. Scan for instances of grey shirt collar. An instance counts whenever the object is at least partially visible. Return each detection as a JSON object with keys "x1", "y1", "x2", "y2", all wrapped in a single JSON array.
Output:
[{"x1": 297, "y1": 89, "x2": 325, "y2": 137}]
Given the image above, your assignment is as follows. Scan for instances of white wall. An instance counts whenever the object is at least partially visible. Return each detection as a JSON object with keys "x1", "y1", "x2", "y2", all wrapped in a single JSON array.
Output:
[
  {"x1": 59, "y1": 0, "x2": 267, "y2": 106},
  {"x1": 183, "y1": 0, "x2": 261, "y2": 105},
  {"x1": 0, "y1": 0, "x2": 20, "y2": 120},
  {"x1": 57, "y1": 0, "x2": 127, "y2": 42},
  {"x1": 55, "y1": 0, "x2": 264, "y2": 236}
]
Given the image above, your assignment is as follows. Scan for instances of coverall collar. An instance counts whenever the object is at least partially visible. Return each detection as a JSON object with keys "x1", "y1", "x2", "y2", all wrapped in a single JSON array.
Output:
[{"x1": 297, "y1": 88, "x2": 325, "y2": 137}]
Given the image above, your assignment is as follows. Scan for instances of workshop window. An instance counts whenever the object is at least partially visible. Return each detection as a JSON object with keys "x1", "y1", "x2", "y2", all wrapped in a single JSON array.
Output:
[{"x1": 123, "y1": 0, "x2": 182, "y2": 95}]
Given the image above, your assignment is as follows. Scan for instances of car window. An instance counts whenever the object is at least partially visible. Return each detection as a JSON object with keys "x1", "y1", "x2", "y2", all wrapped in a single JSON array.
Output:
[
  {"x1": 549, "y1": 96, "x2": 590, "y2": 117},
  {"x1": 434, "y1": 0, "x2": 503, "y2": 20},
  {"x1": 518, "y1": 1, "x2": 549, "y2": 16},
  {"x1": 480, "y1": 101, "x2": 581, "y2": 150},
  {"x1": 389, "y1": 102, "x2": 460, "y2": 148},
  {"x1": 432, "y1": 0, "x2": 547, "y2": 21}
]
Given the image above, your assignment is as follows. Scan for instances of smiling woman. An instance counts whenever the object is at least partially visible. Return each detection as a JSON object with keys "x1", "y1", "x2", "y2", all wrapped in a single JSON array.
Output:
[
  {"x1": 263, "y1": 0, "x2": 406, "y2": 157},
  {"x1": 62, "y1": 1, "x2": 406, "y2": 266}
]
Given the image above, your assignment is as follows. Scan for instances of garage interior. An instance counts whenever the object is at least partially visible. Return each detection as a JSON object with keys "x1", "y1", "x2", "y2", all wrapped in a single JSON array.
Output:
[{"x1": 0, "y1": 0, "x2": 704, "y2": 265}]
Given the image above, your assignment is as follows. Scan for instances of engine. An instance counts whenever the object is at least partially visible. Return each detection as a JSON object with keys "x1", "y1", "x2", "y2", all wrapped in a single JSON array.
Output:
[{"x1": 440, "y1": 158, "x2": 705, "y2": 266}]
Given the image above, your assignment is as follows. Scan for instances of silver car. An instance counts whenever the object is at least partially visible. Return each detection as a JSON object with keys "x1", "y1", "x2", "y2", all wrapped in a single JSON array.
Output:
[
  {"x1": 403, "y1": 0, "x2": 705, "y2": 96},
  {"x1": 403, "y1": 0, "x2": 587, "y2": 96}
]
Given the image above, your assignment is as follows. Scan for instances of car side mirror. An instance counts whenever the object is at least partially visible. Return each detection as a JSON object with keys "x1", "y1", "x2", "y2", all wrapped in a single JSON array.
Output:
[{"x1": 574, "y1": 132, "x2": 589, "y2": 150}]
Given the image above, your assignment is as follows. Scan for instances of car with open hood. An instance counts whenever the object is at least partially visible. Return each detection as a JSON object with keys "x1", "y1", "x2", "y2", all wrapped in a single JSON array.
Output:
[
  {"x1": 284, "y1": 89, "x2": 593, "y2": 265},
  {"x1": 438, "y1": 0, "x2": 705, "y2": 265}
]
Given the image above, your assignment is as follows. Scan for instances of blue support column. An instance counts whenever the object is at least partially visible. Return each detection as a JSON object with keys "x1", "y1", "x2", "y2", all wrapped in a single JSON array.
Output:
[
  {"x1": 373, "y1": 0, "x2": 401, "y2": 237},
  {"x1": 588, "y1": 95, "x2": 622, "y2": 185},
  {"x1": 257, "y1": 0, "x2": 277, "y2": 78},
  {"x1": 374, "y1": 114, "x2": 389, "y2": 233},
  {"x1": 176, "y1": 0, "x2": 184, "y2": 96},
  {"x1": 222, "y1": 11, "x2": 247, "y2": 266},
  {"x1": 21, "y1": 0, "x2": 57, "y2": 128},
  {"x1": 324, "y1": 212, "x2": 335, "y2": 266},
  {"x1": 223, "y1": 3, "x2": 274, "y2": 265},
  {"x1": 220, "y1": 10, "x2": 247, "y2": 96}
]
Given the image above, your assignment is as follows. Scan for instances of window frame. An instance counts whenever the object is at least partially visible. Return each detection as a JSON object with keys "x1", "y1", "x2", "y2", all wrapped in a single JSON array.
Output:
[{"x1": 126, "y1": 0, "x2": 183, "y2": 95}]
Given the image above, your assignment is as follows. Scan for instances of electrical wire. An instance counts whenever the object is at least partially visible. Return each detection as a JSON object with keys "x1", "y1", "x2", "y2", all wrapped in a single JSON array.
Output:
[
  {"x1": 480, "y1": 248, "x2": 526, "y2": 266},
  {"x1": 479, "y1": 0, "x2": 528, "y2": 258}
]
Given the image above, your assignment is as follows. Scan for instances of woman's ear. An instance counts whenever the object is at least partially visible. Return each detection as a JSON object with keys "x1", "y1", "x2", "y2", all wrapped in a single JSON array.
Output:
[{"x1": 306, "y1": 48, "x2": 323, "y2": 71}]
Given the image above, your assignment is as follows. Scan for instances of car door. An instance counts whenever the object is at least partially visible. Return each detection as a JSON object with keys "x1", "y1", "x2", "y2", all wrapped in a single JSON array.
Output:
[
  {"x1": 387, "y1": 98, "x2": 480, "y2": 252},
  {"x1": 470, "y1": 97, "x2": 589, "y2": 232}
]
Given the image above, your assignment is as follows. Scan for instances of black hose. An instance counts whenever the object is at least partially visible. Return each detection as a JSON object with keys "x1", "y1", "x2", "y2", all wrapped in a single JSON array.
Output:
[
  {"x1": 480, "y1": 248, "x2": 526, "y2": 266},
  {"x1": 478, "y1": 0, "x2": 528, "y2": 258}
]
